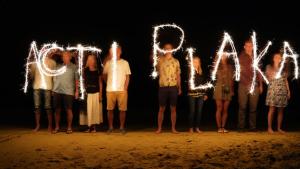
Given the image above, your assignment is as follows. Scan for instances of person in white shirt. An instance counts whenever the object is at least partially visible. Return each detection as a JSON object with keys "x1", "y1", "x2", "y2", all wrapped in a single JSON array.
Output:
[
  {"x1": 30, "y1": 55, "x2": 56, "y2": 132},
  {"x1": 103, "y1": 45, "x2": 131, "y2": 134}
]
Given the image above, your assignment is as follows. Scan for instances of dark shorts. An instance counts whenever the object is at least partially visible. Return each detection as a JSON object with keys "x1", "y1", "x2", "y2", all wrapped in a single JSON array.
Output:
[
  {"x1": 158, "y1": 86, "x2": 178, "y2": 107},
  {"x1": 53, "y1": 92, "x2": 74, "y2": 110}
]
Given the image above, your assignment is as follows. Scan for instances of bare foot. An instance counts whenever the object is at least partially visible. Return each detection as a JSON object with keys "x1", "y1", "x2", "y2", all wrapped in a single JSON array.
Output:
[
  {"x1": 189, "y1": 128, "x2": 194, "y2": 133},
  {"x1": 33, "y1": 126, "x2": 40, "y2": 132},
  {"x1": 48, "y1": 126, "x2": 52, "y2": 133},
  {"x1": 172, "y1": 129, "x2": 179, "y2": 134},
  {"x1": 278, "y1": 129, "x2": 286, "y2": 134},
  {"x1": 195, "y1": 128, "x2": 203, "y2": 133},
  {"x1": 155, "y1": 128, "x2": 162, "y2": 134},
  {"x1": 268, "y1": 128, "x2": 274, "y2": 134}
]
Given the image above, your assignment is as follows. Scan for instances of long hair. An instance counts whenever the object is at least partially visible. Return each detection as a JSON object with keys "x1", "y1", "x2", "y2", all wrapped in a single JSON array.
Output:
[
  {"x1": 193, "y1": 56, "x2": 202, "y2": 75},
  {"x1": 270, "y1": 52, "x2": 281, "y2": 67},
  {"x1": 85, "y1": 54, "x2": 98, "y2": 69},
  {"x1": 270, "y1": 52, "x2": 289, "y2": 74}
]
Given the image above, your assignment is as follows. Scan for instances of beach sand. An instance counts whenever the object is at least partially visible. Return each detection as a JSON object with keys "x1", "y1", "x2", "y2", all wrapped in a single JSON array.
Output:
[{"x1": 0, "y1": 128, "x2": 300, "y2": 169}]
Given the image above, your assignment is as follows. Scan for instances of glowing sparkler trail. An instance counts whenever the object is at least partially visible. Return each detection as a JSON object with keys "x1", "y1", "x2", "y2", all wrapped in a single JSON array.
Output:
[
  {"x1": 249, "y1": 32, "x2": 272, "y2": 94},
  {"x1": 151, "y1": 24, "x2": 185, "y2": 78},
  {"x1": 186, "y1": 48, "x2": 214, "y2": 90},
  {"x1": 111, "y1": 42, "x2": 118, "y2": 91},
  {"x1": 275, "y1": 41, "x2": 299, "y2": 79},
  {"x1": 23, "y1": 41, "x2": 66, "y2": 93},
  {"x1": 67, "y1": 45, "x2": 102, "y2": 100},
  {"x1": 211, "y1": 32, "x2": 240, "y2": 81},
  {"x1": 39, "y1": 43, "x2": 66, "y2": 76},
  {"x1": 23, "y1": 41, "x2": 40, "y2": 93},
  {"x1": 24, "y1": 41, "x2": 102, "y2": 100}
]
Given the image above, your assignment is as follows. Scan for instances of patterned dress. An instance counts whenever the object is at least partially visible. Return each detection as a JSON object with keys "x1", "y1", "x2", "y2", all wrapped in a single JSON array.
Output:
[
  {"x1": 213, "y1": 64, "x2": 233, "y2": 101},
  {"x1": 265, "y1": 65, "x2": 288, "y2": 107}
]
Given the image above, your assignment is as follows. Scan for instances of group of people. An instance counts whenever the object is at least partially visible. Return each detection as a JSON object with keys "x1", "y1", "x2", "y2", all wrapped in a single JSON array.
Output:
[
  {"x1": 29, "y1": 39, "x2": 290, "y2": 134},
  {"x1": 31, "y1": 46, "x2": 131, "y2": 134}
]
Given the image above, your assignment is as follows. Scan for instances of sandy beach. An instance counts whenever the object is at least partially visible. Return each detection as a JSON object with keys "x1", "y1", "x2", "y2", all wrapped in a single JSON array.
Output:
[{"x1": 0, "y1": 128, "x2": 300, "y2": 169}]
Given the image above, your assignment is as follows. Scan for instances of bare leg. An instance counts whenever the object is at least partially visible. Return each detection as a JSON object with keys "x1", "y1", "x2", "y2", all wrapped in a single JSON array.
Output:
[
  {"x1": 66, "y1": 109, "x2": 73, "y2": 131},
  {"x1": 277, "y1": 107, "x2": 285, "y2": 133},
  {"x1": 222, "y1": 101, "x2": 230, "y2": 129},
  {"x1": 54, "y1": 108, "x2": 61, "y2": 131},
  {"x1": 46, "y1": 110, "x2": 53, "y2": 132},
  {"x1": 156, "y1": 106, "x2": 165, "y2": 134},
  {"x1": 215, "y1": 100, "x2": 223, "y2": 131},
  {"x1": 171, "y1": 106, "x2": 179, "y2": 134},
  {"x1": 108, "y1": 110, "x2": 114, "y2": 129},
  {"x1": 267, "y1": 106, "x2": 275, "y2": 133},
  {"x1": 120, "y1": 111, "x2": 126, "y2": 129},
  {"x1": 33, "y1": 110, "x2": 41, "y2": 132}
]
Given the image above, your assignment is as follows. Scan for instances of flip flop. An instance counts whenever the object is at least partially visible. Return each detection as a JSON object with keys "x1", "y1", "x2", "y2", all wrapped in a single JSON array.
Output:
[
  {"x1": 107, "y1": 128, "x2": 113, "y2": 134},
  {"x1": 66, "y1": 129, "x2": 73, "y2": 134},
  {"x1": 52, "y1": 128, "x2": 60, "y2": 134},
  {"x1": 120, "y1": 129, "x2": 126, "y2": 135}
]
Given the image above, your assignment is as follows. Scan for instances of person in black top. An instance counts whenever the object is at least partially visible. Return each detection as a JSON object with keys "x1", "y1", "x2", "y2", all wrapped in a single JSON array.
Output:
[
  {"x1": 80, "y1": 54, "x2": 103, "y2": 132},
  {"x1": 187, "y1": 56, "x2": 208, "y2": 133}
]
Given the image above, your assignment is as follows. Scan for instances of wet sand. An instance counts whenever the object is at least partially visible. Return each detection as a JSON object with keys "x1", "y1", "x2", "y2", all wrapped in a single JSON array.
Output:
[{"x1": 0, "y1": 128, "x2": 300, "y2": 169}]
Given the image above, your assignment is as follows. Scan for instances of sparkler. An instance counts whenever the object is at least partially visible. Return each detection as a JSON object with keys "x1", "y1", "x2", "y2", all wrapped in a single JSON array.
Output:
[
  {"x1": 186, "y1": 48, "x2": 214, "y2": 90},
  {"x1": 23, "y1": 41, "x2": 66, "y2": 93},
  {"x1": 24, "y1": 41, "x2": 102, "y2": 100},
  {"x1": 211, "y1": 32, "x2": 240, "y2": 81},
  {"x1": 151, "y1": 24, "x2": 185, "y2": 78},
  {"x1": 23, "y1": 41, "x2": 40, "y2": 93},
  {"x1": 111, "y1": 42, "x2": 118, "y2": 91},
  {"x1": 67, "y1": 45, "x2": 102, "y2": 99},
  {"x1": 275, "y1": 41, "x2": 299, "y2": 79},
  {"x1": 249, "y1": 32, "x2": 272, "y2": 94}
]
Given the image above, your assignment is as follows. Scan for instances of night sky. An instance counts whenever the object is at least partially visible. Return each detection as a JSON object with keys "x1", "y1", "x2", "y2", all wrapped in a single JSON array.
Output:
[{"x1": 1, "y1": 0, "x2": 299, "y2": 130}]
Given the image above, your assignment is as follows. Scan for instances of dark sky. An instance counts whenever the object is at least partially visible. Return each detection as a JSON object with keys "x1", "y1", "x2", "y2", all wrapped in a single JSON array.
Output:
[{"x1": 0, "y1": 0, "x2": 299, "y2": 128}]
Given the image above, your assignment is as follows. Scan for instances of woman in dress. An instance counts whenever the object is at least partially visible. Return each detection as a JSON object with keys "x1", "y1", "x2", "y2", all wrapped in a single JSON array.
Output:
[
  {"x1": 265, "y1": 53, "x2": 290, "y2": 134},
  {"x1": 213, "y1": 55, "x2": 234, "y2": 133}
]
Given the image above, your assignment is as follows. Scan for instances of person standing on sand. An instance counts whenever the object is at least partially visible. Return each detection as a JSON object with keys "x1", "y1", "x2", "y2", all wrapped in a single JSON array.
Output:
[
  {"x1": 213, "y1": 55, "x2": 234, "y2": 133},
  {"x1": 79, "y1": 54, "x2": 103, "y2": 133},
  {"x1": 103, "y1": 45, "x2": 131, "y2": 135},
  {"x1": 238, "y1": 39, "x2": 263, "y2": 131},
  {"x1": 187, "y1": 56, "x2": 209, "y2": 134},
  {"x1": 265, "y1": 53, "x2": 290, "y2": 134},
  {"x1": 52, "y1": 51, "x2": 79, "y2": 134},
  {"x1": 30, "y1": 51, "x2": 56, "y2": 132},
  {"x1": 155, "y1": 43, "x2": 182, "y2": 134}
]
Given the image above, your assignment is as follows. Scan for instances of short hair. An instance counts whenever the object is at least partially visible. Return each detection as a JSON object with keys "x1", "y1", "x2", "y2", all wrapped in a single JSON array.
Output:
[
  {"x1": 244, "y1": 39, "x2": 252, "y2": 45},
  {"x1": 63, "y1": 51, "x2": 72, "y2": 56}
]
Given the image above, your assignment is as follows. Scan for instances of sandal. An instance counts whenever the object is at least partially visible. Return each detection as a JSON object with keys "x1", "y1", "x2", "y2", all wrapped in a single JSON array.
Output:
[
  {"x1": 52, "y1": 128, "x2": 60, "y2": 134},
  {"x1": 107, "y1": 128, "x2": 113, "y2": 134},
  {"x1": 120, "y1": 128, "x2": 126, "y2": 135},
  {"x1": 66, "y1": 129, "x2": 73, "y2": 134}
]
